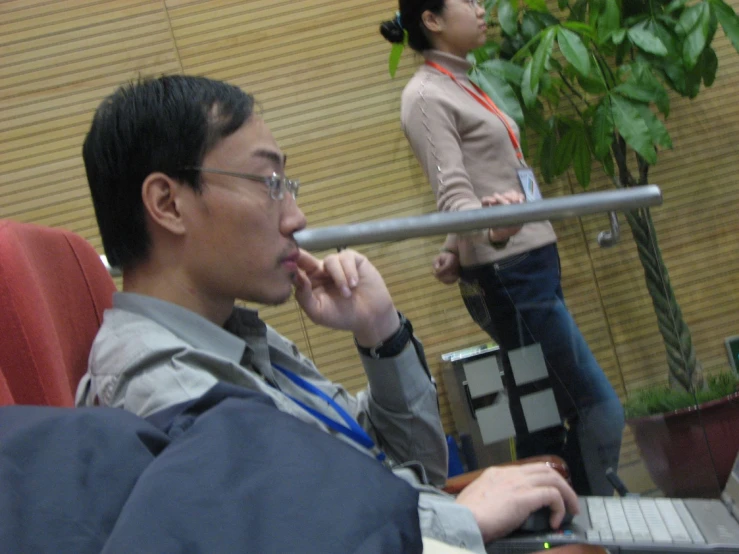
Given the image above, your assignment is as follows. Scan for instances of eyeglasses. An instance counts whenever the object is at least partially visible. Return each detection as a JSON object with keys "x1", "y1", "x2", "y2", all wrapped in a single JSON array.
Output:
[
  {"x1": 182, "y1": 167, "x2": 299, "y2": 200},
  {"x1": 464, "y1": 0, "x2": 483, "y2": 6}
]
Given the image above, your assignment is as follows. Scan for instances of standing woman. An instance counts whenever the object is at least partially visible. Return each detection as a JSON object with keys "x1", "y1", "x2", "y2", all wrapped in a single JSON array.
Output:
[{"x1": 380, "y1": 0, "x2": 624, "y2": 495}]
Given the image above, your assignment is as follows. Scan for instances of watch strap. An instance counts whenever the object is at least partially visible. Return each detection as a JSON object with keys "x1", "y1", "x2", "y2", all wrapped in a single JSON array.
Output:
[{"x1": 355, "y1": 312, "x2": 412, "y2": 359}]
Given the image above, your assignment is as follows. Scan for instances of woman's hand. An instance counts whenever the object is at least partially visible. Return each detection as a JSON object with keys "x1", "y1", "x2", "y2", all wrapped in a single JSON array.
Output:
[
  {"x1": 432, "y1": 251, "x2": 460, "y2": 285},
  {"x1": 481, "y1": 191, "x2": 525, "y2": 243}
]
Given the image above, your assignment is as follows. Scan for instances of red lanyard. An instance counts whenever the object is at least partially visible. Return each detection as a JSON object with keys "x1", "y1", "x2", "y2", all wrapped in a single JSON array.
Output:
[{"x1": 425, "y1": 60, "x2": 523, "y2": 160}]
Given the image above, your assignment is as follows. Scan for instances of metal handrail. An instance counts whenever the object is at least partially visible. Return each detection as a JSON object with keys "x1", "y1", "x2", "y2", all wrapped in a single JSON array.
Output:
[
  {"x1": 597, "y1": 211, "x2": 621, "y2": 248},
  {"x1": 294, "y1": 185, "x2": 662, "y2": 251},
  {"x1": 101, "y1": 185, "x2": 662, "y2": 273}
]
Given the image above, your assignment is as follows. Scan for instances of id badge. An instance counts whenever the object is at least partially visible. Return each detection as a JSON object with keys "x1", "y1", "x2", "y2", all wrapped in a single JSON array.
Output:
[{"x1": 517, "y1": 168, "x2": 542, "y2": 202}]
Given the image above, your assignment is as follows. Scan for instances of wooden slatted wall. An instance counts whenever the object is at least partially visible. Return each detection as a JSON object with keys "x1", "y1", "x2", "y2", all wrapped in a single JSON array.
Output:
[{"x1": 2, "y1": 0, "x2": 739, "y2": 492}]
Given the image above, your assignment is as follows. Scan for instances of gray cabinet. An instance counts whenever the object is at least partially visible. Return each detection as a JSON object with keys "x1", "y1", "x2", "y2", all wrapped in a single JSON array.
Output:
[{"x1": 441, "y1": 343, "x2": 561, "y2": 469}]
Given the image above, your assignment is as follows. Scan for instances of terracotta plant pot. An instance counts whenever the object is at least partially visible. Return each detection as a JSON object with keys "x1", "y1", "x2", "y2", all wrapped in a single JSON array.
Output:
[{"x1": 627, "y1": 392, "x2": 739, "y2": 498}]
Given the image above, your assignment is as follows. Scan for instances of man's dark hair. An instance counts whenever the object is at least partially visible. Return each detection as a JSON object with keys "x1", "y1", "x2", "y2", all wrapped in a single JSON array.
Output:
[
  {"x1": 83, "y1": 75, "x2": 254, "y2": 269},
  {"x1": 380, "y1": 0, "x2": 446, "y2": 53}
]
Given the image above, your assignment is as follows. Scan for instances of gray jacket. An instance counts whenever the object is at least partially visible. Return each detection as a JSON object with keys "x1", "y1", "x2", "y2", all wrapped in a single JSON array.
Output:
[{"x1": 76, "y1": 292, "x2": 486, "y2": 553}]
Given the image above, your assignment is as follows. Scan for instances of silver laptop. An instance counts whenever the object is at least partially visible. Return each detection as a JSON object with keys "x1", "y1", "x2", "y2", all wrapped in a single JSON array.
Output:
[{"x1": 487, "y1": 452, "x2": 739, "y2": 553}]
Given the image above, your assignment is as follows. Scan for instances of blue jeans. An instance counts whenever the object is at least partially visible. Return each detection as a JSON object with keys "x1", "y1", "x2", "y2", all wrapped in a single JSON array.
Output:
[{"x1": 459, "y1": 243, "x2": 624, "y2": 495}]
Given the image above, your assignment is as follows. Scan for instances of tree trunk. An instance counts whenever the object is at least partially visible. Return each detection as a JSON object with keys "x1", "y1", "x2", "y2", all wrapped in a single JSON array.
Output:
[
  {"x1": 623, "y1": 207, "x2": 704, "y2": 393},
  {"x1": 610, "y1": 140, "x2": 704, "y2": 394}
]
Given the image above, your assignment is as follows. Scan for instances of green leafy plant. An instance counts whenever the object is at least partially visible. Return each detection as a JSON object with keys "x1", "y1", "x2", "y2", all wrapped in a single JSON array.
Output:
[
  {"x1": 388, "y1": 0, "x2": 739, "y2": 410},
  {"x1": 624, "y1": 372, "x2": 739, "y2": 418},
  {"x1": 470, "y1": 0, "x2": 739, "y2": 187}
]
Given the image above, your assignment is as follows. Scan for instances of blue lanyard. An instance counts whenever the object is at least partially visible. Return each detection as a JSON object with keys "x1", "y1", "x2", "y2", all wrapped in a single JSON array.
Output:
[{"x1": 271, "y1": 362, "x2": 386, "y2": 462}]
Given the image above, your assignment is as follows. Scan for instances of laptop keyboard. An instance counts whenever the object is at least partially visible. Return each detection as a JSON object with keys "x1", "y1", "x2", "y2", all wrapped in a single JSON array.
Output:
[{"x1": 584, "y1": 497, "x2": 706, "y2": 544}]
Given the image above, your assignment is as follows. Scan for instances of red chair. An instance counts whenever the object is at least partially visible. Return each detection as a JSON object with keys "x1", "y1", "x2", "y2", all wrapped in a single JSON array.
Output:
[
  {"x1": 0, "y1": 219, "x2": 115, "y2": 406},
  {"x1": 0, "y1": 369, "x2": 14, "y2": 406}
]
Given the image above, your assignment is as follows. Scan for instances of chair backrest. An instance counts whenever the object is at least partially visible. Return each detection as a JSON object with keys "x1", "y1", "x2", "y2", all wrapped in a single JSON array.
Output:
[
  {"x1": 0, "y1": 369, "x2": 14, "y2": 406},
  {"x1": 0, "y1": 219, "x2": 116, "y2": 406}
]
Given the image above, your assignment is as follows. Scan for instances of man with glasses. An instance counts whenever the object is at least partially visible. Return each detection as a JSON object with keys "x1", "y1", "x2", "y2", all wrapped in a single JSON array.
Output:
[{"x1": 76, "y1": 75, "x2": 576, "y2": 553}]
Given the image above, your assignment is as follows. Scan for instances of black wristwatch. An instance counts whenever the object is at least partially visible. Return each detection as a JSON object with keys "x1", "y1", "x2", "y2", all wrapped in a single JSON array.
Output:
[{"x1": 355, "y1": 312, "x2": 413, "y2": 359}]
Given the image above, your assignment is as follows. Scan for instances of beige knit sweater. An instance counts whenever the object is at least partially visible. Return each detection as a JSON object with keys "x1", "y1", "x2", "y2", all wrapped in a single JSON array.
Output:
[{"x1": 401, "y1": 50, "x2": 556, "y2": 268}]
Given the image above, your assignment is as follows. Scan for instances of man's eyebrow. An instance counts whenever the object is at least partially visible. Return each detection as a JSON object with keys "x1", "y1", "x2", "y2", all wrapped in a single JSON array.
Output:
[{"x1": 253, "y1": 149, "x2": 286, "y2": 168}]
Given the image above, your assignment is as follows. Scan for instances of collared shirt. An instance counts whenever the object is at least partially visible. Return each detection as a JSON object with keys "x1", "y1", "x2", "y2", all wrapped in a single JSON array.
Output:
[{"x1": 75, "y1": 292, "x2": 486, "y2": 553}]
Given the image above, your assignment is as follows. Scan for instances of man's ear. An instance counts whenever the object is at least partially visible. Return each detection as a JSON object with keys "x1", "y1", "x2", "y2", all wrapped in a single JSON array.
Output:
[
  {"x1": 141, "y1": 172, "x2": 187, "y2": 236},
  {"x1": 421, "y1": 9, "x2": 444, "y2": 34}
]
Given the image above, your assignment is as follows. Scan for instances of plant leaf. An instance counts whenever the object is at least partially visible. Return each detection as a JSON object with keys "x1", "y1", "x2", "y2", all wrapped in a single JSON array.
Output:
[
  {"x1": 611, "y1": 28, "x2": 627, "y2": 44},
  {"x1": 519, "y1": 126, "x2": 529, "y2": 159},
  {"x1": 484, "y1": 0, "x2": 500, "y2": 16},
  {"x1": 628, "y1": 25, "x2": 668, "y2": 56},
  {"x1": 679, "y1": 2, "x2": 711, "y2": 69},
  {"x1": 633, "y1": 103, "x2": 673, "y2": 150},
  {"x1": 609, "y1": 94, "x2": 658, "y2": 164},
  {"x1": 597, "y1": 0, "x2": 621, "y2": 45},
  {"x1": 611, "y1": 82, "x2": 656, "y2": 103},
  {"x1": 592, "y1": 102, "x2": 615, "y2": 159},
  {"x1": 554, "y1": 123, "x2": 577, "y2": 176},
  {"x1": 572, "y1": 124, "x2": 592, "y2": 188},
  {"x1": 388, "y1": 42, "x2": 404, "y2": 78},
  {"x1": 557, "y1": 27, "x2": 591, "y2": 76},
  {"x1": 470, "y1": 67, "x2": 525, "y2": 125},
  {"x1": 523, "y1": 0, "x2": 548, "y2": 13},
  {"x1": 601, "y1": 152, "x2": 615, "y2": 177},
  {"x1": 646, "y1": 19, "x2": 678, "y2": 54},
  {"x1": 470, "y1": 43, "x2": 502, "y2": 64},
  {"x1": 538, "y1": 126, "x2": 557, "y2": 183},
  {"x1": 665, "y1": 0, "x2": 690, "y2": 13},
  {"x1": 561, "y1": 21, "x2": 597, "y2": 40},
  {"x1": 576, "y1": 68, "x2": 608, "y2": 94},
  {"x1": 498, "y1": 0, "x2": 519, "y2": 36},
  {"x1": 631, "y1": 62, "x2": 671, "y2": 116},
  {"x1": 547, "y1": 57, "x2": 563, "y2": 72},
  {"x1": 531, "y1": 27, "x2": 556, "y2": 91},
  {"x1": 710, "y1": 0, "x2": 739, "y2": 55},
  {"x1": 657, "y1": 58, "x2": 689, "y2": 95},
  {"x1": 521, "y1": 60, "x2": 538, "y2": 108},
  {"x1": 666, "y1": 65, "x2": 702, "y2": 98},
  {"x1": 571, "y1": 0, "x2": 588, "y2": 20},
  {"x1": 479, "y1": 59, "x2": 525, "y2": 86},
  {"x1": 707, "y1": 7, "x2": 719, "y2": 44},
  {"x1": 677, "y1": 1, "x2": 706, "y2": 36},
  {"x1": 522, "y1": 104, "x2": 548, "y2": 134},
  {"x1": 701, "y1": 46, "x2": 719, "y2": 86},
  {"x1": 533, "y1": 11, "x2": 560, "y2": 28},
  {"x1": 539, "y1": 73, "x2": 559, "y2": 107},
  {"x1": 684, "y1": 60, "x2": 704, "y2": 97},
  {"x1": 589, "y1": 0, "x2": 602, "y2": 28},
  {"x1": 522, "y1": 12, "x2": 543, "y2": 40}
]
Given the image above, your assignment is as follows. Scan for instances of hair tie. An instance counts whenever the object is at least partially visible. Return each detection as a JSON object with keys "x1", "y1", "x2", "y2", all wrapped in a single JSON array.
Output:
[{"x1": 395, "y1": 11, "x2": 403, "y2": 29}]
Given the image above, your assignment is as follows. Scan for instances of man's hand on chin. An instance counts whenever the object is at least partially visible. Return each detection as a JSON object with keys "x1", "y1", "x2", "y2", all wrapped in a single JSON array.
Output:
[{"x1": 292, "y1": 249, "x2": 399, "y2": 343}]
